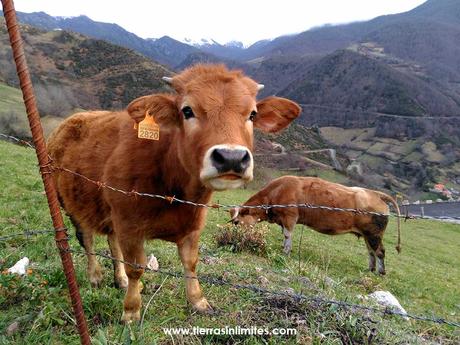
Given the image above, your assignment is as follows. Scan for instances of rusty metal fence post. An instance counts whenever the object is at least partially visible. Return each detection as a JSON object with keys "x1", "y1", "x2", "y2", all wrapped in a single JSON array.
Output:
[{"x1": 1, "y1": 1, "x2": 91, "y2": 344}]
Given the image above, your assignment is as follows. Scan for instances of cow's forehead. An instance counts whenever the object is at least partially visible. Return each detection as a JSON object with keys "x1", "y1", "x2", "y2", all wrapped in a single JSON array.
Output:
[
  {"x1": 173, "y1": 64, "x2": 259, "y2": 98},
  {"x1": 182, "y1": 81, "x2": 256, "y2": 113}
]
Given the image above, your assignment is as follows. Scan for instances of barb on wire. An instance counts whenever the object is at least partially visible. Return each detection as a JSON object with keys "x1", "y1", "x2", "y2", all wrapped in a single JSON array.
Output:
[{"x1": 63, "y1": 246, "x2": 460, "y2": 328}]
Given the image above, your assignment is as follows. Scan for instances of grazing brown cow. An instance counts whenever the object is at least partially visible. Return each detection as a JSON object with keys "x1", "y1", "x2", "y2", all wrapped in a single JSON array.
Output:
[
  {"x1": 230, "y1": 176, "x2": 401, "y2": 275},
  {"x1": 47, "y1": 64, "x2": 301, "y2": 322}
]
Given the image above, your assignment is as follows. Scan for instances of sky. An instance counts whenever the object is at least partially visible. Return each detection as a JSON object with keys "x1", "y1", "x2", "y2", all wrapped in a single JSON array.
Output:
[{"x1": 12, "y1": 0, "x2": 427, "y2": 46}]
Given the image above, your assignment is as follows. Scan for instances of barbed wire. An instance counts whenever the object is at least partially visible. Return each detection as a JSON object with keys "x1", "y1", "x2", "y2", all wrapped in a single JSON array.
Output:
[
  {"x1": 0, "y1": 228, "x2": 57, "y2": 241},
  {"x1": 54, "y1": 165, "x2": 410, "y2": 218},
  {"x1": 62, "y1": 245, "x2": 460, "y2": 328}
]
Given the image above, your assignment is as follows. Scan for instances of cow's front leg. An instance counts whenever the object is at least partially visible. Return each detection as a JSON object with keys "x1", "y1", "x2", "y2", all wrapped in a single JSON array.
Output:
[
  {"x1": 177, "y1": 230, "x2": 213, "y2": 313},
  {"x1": 119, "y1": 239, "x2": 146, "y2": 323},
  {"x1": 107, "y1": 231, "x2": 128, "y2": 289},
  {"x1": 283, "y1": 227, "x2": 293, "y2": 255}
]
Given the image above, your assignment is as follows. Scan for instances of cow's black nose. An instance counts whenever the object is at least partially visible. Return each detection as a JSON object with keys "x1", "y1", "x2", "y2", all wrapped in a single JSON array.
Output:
[{"x1": 211, "y1": 148, "x2": 251, "y2": 174}]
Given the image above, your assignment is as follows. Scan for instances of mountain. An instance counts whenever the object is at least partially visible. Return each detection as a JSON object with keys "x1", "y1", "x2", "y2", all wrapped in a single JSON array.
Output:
[
  {"x1": 405, "y1": 0, "x2": 460, "y2": 24},
  {"x1": 250, "y1": 0, "x2": 460, "y2": 77},
  {"x1": 244, "y1": 55, "x2": 322, "y2": 97},
  {"x1": 145, "y1": 35, "x2": 203, "y2": 68},
  {"x1": 0, "y1": 18, "x2": 173, "y2": 114},
  {"x1": 2, "y1": 1, "x2": 460, "y2": 196},
  {"x1": 281, "y1": 49, "x2": 460, "y2": 119},
  {"x1": 2, "y1": 10, "x2": 207, "y2": 68},
  {"x1": 189, "y1": 39, "x2": 248, "y2": 61}
]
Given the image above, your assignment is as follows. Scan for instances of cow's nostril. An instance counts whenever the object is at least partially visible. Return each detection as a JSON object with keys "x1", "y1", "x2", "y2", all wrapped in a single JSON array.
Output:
[
  {"x1": 211, "y1": 149, "x2": 226, "y2": 165},
  {"x1": 242, "y1": 151, "x2": 251, "y2": 164}
]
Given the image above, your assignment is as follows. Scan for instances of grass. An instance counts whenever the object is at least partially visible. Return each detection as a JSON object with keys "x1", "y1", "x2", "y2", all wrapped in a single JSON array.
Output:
[
  {"x1": 0, "y1": 83, "x2": 30, "y2": 138},
  {"x1": 1, "y1": 140, "x2": 459, "y2": 344},
  {"x1": 0, "y1": 83, "x2": 26, "y2": 115}
]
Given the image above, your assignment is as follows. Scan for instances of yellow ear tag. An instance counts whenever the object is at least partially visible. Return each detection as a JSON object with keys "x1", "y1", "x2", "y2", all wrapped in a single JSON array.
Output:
[{"x1": 137, "y1": 111, "x2": 160, "y2": 140}]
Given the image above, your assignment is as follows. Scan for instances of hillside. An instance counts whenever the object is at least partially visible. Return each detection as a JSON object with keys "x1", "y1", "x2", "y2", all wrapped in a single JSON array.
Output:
[
  {"x1": 281, "y1": 49, "x2": 460, "y2": 119},
  {"x1": 3, "y1": 2, "x2": 460, "y2": 198},
  {"x1": 2, "y1": 10, "x2": 214, "y2": 69},
  {"x1": 0, "y1": 83, "x2": 29, "y2": 138},
  {"x1": 0, "y1": 18, "x2": 173, "y2": 117}
]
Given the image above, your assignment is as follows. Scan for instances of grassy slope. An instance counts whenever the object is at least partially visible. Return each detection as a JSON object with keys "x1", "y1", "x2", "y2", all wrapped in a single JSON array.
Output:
[
  {"x1": 0, "y1": 140, "x2": 459, "y2": 344},
  {"x1": 0, "y1": 83, "x2": 30, "y2": 137},
  {"x1": 0, "y1": 83, "x2": 26, "y2": 115}
]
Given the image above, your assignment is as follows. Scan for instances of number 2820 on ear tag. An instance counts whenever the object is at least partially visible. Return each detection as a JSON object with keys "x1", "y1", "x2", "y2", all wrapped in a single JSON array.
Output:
[{"x1": 138, "y1": 114, "x2": 160, "y2": 141}]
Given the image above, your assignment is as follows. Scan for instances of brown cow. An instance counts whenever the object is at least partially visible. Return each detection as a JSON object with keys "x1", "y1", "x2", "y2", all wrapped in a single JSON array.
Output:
[
  {"x1": 47, "y1": 64, "x2": 301, "y2": 322},
  {"x1": 230, "y1": 176, "x2": 401, "y2": 275}
]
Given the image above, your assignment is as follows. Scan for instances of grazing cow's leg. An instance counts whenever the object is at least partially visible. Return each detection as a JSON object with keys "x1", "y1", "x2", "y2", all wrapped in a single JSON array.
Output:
[
  {"x1": 365, "y1": 234, "x2": 386, "y2": 275},
  {"x1": 177, "y1": 230, "x2": 213, "y2": 313},
  {"x1": 77, "y1": 229, "x2": 103, "y2": 287},
  {"x1": 120, "y1": 239, "x2": 146, "y2": 323},
  {"x1": 282, "y1": 227, "x2": 293, "y2": 255},
  {"x1": 282, "y1": 216, "x2": 297, "y2": 255},
  {"x1": 376, "y1": 243, "x2": 386, "y2": 275},
  {"x1": 364, "y1": 240, "x2": 377, "y2": 272},
  {"x1": 107, "y1": 232, "x2": 128, "y2": 289}
]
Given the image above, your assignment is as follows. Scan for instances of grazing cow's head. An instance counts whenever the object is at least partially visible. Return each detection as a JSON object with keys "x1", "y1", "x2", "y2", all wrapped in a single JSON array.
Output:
[
  {"x1": 128, "y1": 64, "x2": 301, "y2": 191},
  {"x1": 229, "y1": 207, "x2": 260, "y2": 227}
]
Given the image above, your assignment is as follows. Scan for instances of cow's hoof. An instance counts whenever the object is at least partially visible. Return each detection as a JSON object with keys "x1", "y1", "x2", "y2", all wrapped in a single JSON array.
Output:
[
  {"x1": 378, "y1": 270, "x2": 386, "y2": 276},
  {"x1": 89, "y1": 269, "x2": 103, "y2": 288},
  {"x1": 121, "y1": 310, "x2": 141, "y2": 323},
  {"x1": 114, "y1": 275, "x2": 128, "y2": 290},
  {"x1": 192, "y1": 297, "x2": 214, "y2": 314},
  {"x1": 283, "y1": 248, "x2": 292, "y2": 255}
]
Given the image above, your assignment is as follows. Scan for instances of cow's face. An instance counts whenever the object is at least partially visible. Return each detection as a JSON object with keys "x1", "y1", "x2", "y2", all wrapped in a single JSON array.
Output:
[
  {"x1": 229, "y1": 207, "x2": 259, "y2": 227},
  {"x1": 128, "y1": 64, "x2": 301, "y2": 191}
]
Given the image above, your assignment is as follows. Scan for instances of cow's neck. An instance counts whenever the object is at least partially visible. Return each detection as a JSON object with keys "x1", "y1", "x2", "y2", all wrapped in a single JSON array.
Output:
[{"x1": 161, "y1": 136, "x2": 213, "y2": 205}]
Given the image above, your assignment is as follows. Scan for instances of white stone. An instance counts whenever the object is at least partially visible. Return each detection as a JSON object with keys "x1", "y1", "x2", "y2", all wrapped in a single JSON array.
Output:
[
  {"x1": 7, "y1": 257, "x2": 29, "y2": 275},
  {"x1": 368, "y1": 291, "x2": 408, "y2": 320},
  {"x1": 146, "y1": 254, "x2": 159, "y2": 271}
]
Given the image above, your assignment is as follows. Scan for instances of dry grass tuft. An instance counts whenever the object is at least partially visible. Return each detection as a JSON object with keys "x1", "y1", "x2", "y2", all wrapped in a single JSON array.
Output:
[{"x1": 215, "y1": 223, "x2": 268, "y2": 256}]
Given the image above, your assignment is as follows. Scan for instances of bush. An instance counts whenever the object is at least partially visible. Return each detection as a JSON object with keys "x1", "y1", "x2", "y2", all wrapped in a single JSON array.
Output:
[
  {"x1": 0, "y1": 111, "x2": 30, "y2": 138},
  {"x1": 35, "y1": 83, "x2": 78, "y2": 117},
  {"x1": 215, "y1": 223, "x2": 268, "y2": 256}
]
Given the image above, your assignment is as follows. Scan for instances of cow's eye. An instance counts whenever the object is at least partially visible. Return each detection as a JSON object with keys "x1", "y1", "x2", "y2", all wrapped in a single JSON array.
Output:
[
  {"x1": 249, "y1": 110, "x2": 257, "y2": 121},
  {"x1": 182, "y1": 106, "x2": 194, "y2": 119}
]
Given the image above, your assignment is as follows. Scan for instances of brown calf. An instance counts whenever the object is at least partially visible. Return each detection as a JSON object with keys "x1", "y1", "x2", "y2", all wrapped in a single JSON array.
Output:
[
  {"x1": 230, "y1": 176, "x2": 401, "y2": 275},
  {"x1": 47, "y1": 64, "x2": 301, "y2": 322}
]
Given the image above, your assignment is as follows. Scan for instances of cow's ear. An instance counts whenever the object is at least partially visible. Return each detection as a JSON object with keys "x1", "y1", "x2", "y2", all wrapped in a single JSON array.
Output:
[
  {"x1": 127, "y1": 94, "x2": 179, "y2": 129},
  {"x1": 229, "y1": 207, "x2": 240, "y2": 220},
  {"x1": 254, "y1": 97, "x2": 301, "y2": 133}
]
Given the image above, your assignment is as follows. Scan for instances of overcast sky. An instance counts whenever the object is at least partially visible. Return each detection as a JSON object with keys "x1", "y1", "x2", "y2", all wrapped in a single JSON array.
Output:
[{"x1": 12, "y1": 0, "x2": 427, "y2": 46}]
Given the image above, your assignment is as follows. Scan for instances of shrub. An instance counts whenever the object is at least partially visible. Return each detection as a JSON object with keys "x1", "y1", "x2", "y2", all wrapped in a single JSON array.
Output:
[{"x1": 215, "y1": 223, "x2": 268, "y2": 256}]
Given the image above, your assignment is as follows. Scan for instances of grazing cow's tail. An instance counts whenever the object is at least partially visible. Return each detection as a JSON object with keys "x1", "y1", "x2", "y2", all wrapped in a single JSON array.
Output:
[{"x1": 375, "y1": 192, "x2": 401, "y2": 254}]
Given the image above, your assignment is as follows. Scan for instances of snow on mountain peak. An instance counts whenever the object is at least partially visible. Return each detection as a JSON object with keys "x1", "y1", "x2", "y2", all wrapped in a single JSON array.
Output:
[
  {"x1": 181, "y1": 37, "x2": 222, "y2": 46},
  {"x1": 180, "y1": 37, "x2": 247, "y2": 49}
]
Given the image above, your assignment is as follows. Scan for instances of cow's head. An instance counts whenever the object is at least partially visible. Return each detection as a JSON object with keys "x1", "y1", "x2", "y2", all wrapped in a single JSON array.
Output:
[
  {"x1": 128, "y1": 64, "x2": 301, "y2": 191},
  {"x1": 229, "y1": 207, "x2": 261, "y2": 227}
]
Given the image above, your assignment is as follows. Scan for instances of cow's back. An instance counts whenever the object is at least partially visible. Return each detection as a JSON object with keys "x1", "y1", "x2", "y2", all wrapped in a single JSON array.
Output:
[
  {"x1": 261, "y1": 176, "x2": 368, "y2": 233},
  {"x1": 48, "y1": 111, "x2": 127, "y2": 233}
]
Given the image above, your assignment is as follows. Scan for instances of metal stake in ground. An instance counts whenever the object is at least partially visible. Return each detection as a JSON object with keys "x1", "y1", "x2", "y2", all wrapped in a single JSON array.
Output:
[{"x1": 1, "y1": 1, "x2": 91, "y2": 344}]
